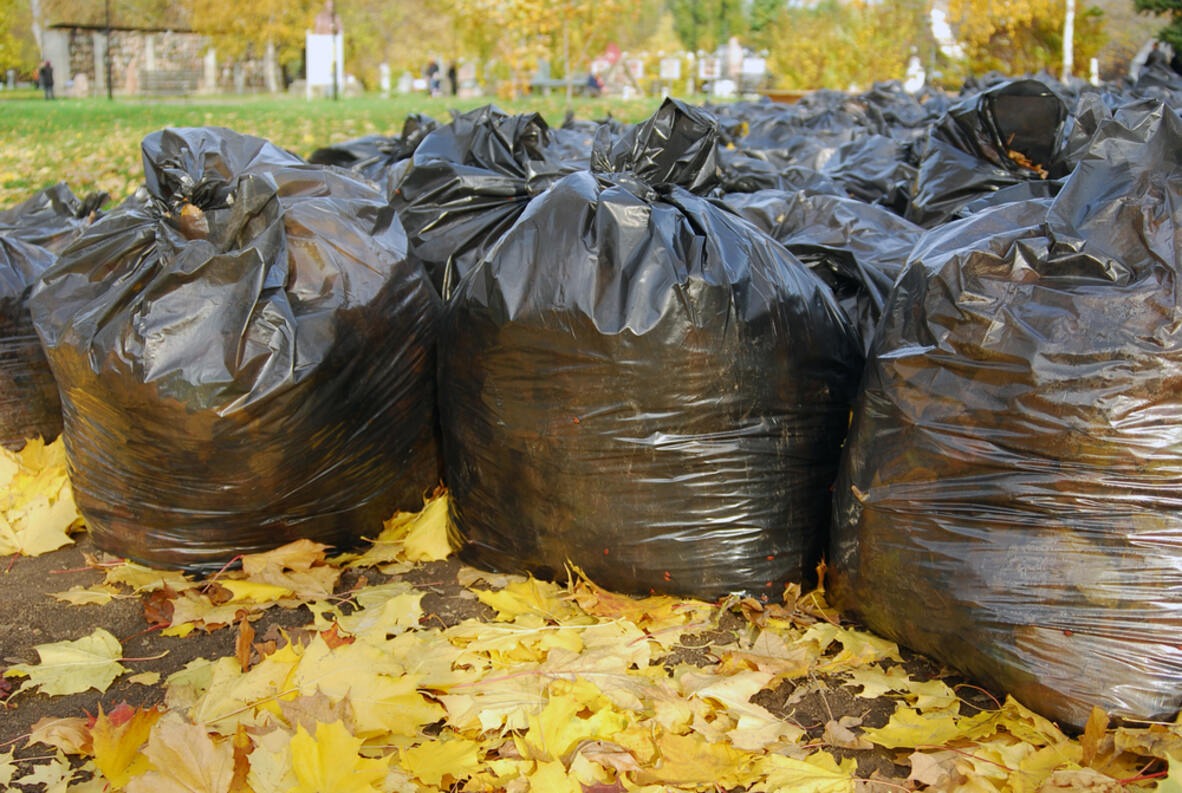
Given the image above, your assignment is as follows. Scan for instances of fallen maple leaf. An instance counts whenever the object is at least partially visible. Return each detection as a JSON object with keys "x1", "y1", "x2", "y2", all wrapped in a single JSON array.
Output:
[
  {"x1": 124, "y1": 714, "x2": 235, "y2": 793},
  {"x1": 400, "y1": 737, "x2": 483, "y2": 787},
  {"x1": 49, "y1": 584, "x2": 119, "y2": 606},
  {"x1": 403, "y1": 494, "x2": 453, "y2": 561},
  {"x1": 860, "y1": 705, "x2": 964, "y2": 749},
  {"x1": 3, "y1": 627, "x2": 127, "y2": 696},
  {"x1": 241, "y1": 539, "x2": 339, "y2": 600},
  {"x1": 289, "y1": 721, "x2": 387, "y2": 793},
  {"x1": 28, "y1": 715, "x2": 92, "y2": 754},
  {"x1": 475, "y1": 577, "x2": 581, "y2": 622},
  {"x1": 0, "y1": 748, "x2": 18, "y2": 787},
  {"x1": 91, "y1": 704, "x2": 162, "y2": 788},
  {"x1": 636, "y1": 732, "x2": 753, "y2": 787},
  {"x1": 754, "y1": 751, "x2": 857, "y2": 793},
  {"x1": 0, "y1": 438, "x2": 83, "y2": 557}
]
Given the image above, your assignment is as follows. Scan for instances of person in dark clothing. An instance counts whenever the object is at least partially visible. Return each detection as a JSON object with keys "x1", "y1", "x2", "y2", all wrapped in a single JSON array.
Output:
[
  {"x1": 38, "y1": 61, "x2": 54, "y2": 100},
  {"x1": 1146, "y1": 41, "x2": 1170, "y2": 70},
  {"x1": 425, "y1": 60, "x2": 440, "y2": 96},
  {"x1": 447, "y1": 62, "x2": 458, "y2": 95}
]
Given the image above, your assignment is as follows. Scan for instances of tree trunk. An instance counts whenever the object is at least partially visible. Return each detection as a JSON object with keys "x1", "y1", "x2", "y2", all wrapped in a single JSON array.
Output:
[{"x1": 1062, "y1": 0, "x2": 1076, "y2": 80}]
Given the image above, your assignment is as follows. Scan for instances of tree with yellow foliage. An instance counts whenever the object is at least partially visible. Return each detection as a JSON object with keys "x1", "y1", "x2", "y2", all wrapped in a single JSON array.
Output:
[
  {"x1": 945, "y1": 0, "x2": 1104, "y2": 77},
  {"x1": 762, "y1": 0, "x2": 928, "y2": 90},
  {"x1": 452, "y1": 0, "x2": 630, "y2": 98},
  {"x1": 182, "y1": 0, "x2": 319, "y2": 77}
]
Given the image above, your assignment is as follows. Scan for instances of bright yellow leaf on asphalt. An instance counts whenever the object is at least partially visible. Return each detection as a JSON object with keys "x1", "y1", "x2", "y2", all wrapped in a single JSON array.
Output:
[
  {"x1": 289, "y1": 721, "x2": 387, "y2": 793},
  {"x1": 3, "y1": 627, "x2": 127, "y2": 696},
  {"x1": 49, "y1": 584, "x2": 119, "y2": 606}
]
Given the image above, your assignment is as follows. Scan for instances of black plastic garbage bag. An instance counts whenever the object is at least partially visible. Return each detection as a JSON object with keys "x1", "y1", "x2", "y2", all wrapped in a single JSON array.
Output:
[
  {"x1": 392, "y1": 105, "x2": 574, "y2": 298},
  {"x1": 907, "y1": 79, "x2": 1070, "y2": 227},
  {"x1": 441, "y1": 99, "x2": 864, "y2": 600},
  {"x1": 308, "y1": 113, "x2": 439, "y2": 192},
  {"x1": 820, "y1": 134, "x2": 915, "y2": 210},
  {"x1": 829, "y1": 104, "x2": 1182, "y2": 729},
  {"x1": 0, "y1": 182, "x2": 107, "y2": 254},
  {"x1": 0, "y1": 236, "x2": 62, "y2": 449},
  {"x1": 31, "y1": 127, "x2": 441, "y2": 569},
  {"x1": 720, "y1": 189, "x2": 922, "y2": 351}
]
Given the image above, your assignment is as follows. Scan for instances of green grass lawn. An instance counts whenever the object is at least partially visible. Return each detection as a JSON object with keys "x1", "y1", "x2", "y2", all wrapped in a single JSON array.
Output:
[{"x1": 0, "y1": 93, "x2": 670, "y2": 208}]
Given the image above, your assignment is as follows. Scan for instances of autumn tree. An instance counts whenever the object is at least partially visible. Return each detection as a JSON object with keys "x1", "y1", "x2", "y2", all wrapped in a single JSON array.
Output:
[
  {"x1": 970, "y1": 5, "x2": 1106, "y2": 76},
  {"x1": 182, "y1": 0, "x2": 318, "y2": 77},
  {"x1": 339, "y1": 0, "x2": 458, "y2": 87},
  {"x1": 765, "y1": 0, "x2": 929, "y2": 90},
  {"x1": 1135, "y1": 0, "x2": 1182, "y2": 50},
  {"x1": 451, "y1": 0, "x2": 630, "y2": 98},
  {"x1": 0, "y1": 0, "x2": 34, "y2": 72},
  {"x1": 666, "y1": 0, "x2": 744, "y2": 52}
]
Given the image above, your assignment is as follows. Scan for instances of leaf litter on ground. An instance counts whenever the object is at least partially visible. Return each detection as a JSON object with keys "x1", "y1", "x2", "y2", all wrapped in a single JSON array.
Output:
[{"x1": 3, "y1": 479, "x2": 1182, "y2": 792}]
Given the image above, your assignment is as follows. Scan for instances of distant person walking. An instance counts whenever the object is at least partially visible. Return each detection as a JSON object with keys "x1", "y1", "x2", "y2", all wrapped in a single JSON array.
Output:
[
  {"x1": 38, "y1": 60, "x2": 54, "y2": 100},
  {"x1": 447, "y1": 62, "x2": 458, "y2": 96}
]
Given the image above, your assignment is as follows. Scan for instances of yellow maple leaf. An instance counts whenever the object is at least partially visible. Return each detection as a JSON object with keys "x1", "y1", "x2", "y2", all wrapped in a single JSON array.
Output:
[
  {"x1": 103, "y1": 562, "x2": 194, "y2": 593},
  {"x1": 28, "y1": 716, "x2": 91, "y2": 755},
  {"x1": 0, "y1": 438, "x2": 83, "y2": 556},
  {"x1": 860, "y1": 705, "x2": 966, "y2": 749},
  {"x1": 4, "y1": 627, "x2": 127, "y2": 696},
  {"x1": 289, "y1": 721, "x2": 387, "y2": 793},
  {"x1": 124, "y1": 715, "x2": 234, "y2": 793},
  {"x1": 49, "y1": 585, "x2": 119, "y2": 606},
  {"x1": 400, "y1": 738, "x2": 482, "y2": 786},
  {"x1": 527, "y1": 760, "x2": 581, "y2": 793},
  {"x1": 344, "y1": 492, "x2": 453, "y2": 567},
  {"x1": 220, "y1": 580, "x2": 295, "y2": 604},
  {"x1": 346, "y1": 673, "x2": 446, "y2": 739},
  {"x1": 516, "y1": 683, "x2": 631, "y2": 762},
  {"x1": 755, "y1": 751, "x2": 857, "y2": 793},
  {"x1": 636, "y1": 732, "x2": 752, "y2": 787},
  {"x1": 474, "y1": 577, "x2": 581, "y2": 622},
  {"x1": 0, "y1": 748, "x2": 16, "y2": 788},
  {"x1": 805, "y1": 622, "x2": 902, "y2": 672},
  {"x1": 245, "y1": 728, "x2": 295, "y2": 793},
  {"x1": 8, "y1": 491, "x2": 80, "y2": 556},
  {"x1": 403, "y1": 493, "x2": 453, "y2": 561},
  {"x1": 240, "y1": 538, "x2": 339, "y2": 600},
  {"x1": 92, "y1": 705, "x2": 162, "y2": 788}
]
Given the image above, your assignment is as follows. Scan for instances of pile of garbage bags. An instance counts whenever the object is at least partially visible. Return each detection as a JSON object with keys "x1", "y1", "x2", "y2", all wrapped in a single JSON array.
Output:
[
  {"x1": 4, "y1": 66, "x2": 1181, "y2": 727},
  {"x1": 0, "y1": 183, "x2": 105, "y2": 449},
  {"x1": 29, "y1": 128, "x2": 440, "y2": 569}
]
